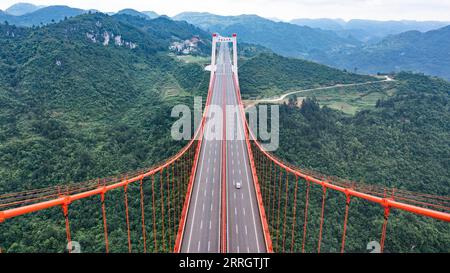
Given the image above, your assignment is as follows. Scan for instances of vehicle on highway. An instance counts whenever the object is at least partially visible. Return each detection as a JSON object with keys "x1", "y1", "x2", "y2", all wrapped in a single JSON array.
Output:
[{"x1": 236, "y1": 182, "x2": 241, "y2": 189}]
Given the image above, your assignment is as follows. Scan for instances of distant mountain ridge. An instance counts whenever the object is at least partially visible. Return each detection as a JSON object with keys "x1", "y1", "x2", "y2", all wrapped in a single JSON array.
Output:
[
  {"x1": 323, "y1": 25, "x2": 450, "y2": 80},
  {"x1": 173, "y1": 12, "x2": 361, "y2": 59},
  {"x1": 5, "y1": 2, "x2": 45, "y2": 16},
  {"x1": 291, "y1": 18, "x2": 450, "y2": 43},
  {"x1": 0, "y1": 4, "x2": 160, "y2": 27},
  {"x1": 174, "y1": 12, "x2": 450, "y2": 80},
  {"x1": 0, "y1": 5, "x2": 87, "y2": 26},
  {"x1": 117, "y1": 9, "x2": 159, "y2": 19}
]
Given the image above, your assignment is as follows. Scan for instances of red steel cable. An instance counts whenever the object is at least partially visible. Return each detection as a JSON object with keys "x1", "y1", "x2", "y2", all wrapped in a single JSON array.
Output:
[
  {"x1": 270, "y1": 163, "x2": 277, "y2": 229},
  {"x1": 290, "y1": 175, "x2": 299, "y2": 253},
  {"x1": 262, "y1": 153, "x2": 268, "y2": 206},
  {"x1": 139, "y1": 178, "x2": 147, "y2": 253},
  {"x1": 276, "y1": 167, "x2": 283, "y2": 252},
  {"x1": 166, "y1": 167, "x2": 172, "y2": 249},
  {"x1": 124, "y1": 182, "x2": 132, "y2": 253},
  {"x1": 282, "y1": 170, "x2": 289, "y2": 252},
  {"x1": 341, "y1": 194, "x2": 351, "y2": 253},
  {"x1": 317, "y1": 186, "x2": 327, "y2": 253},
  {"x1": 302, "y1": 179, "x2": 310, "y2": 253},
  {"x1": 100, "y1": 191, "x2": 109, "y2": 253},
  {"x1": 62, "y1": 203, "x2": 72, "y2": 253},
  {"x1": 246, "y1": 125, "x2": 450, "y2": 222},
  {"x1": 172, "y1": 163, "x2": 176, "y2": 248},
  {"x1": 151, "y1": 175, "x2": 157, "y2": 252},
  {"x1": 380, "y1": 206, "x2": 390, "y2": 253},
  {"x1": 176, "y1": 160, "x2": 180, "y2": 231},
  {"x1": 267, "y1": 160, "x2": 273, "y2": 226},
  {"x1": 160, "y1": 169, "x2": 166, "y2": 252}
]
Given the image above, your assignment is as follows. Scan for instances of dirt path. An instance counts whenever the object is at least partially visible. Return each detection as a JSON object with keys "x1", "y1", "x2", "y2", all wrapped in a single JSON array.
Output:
[{"x1": 244, "y1": 76, "x2": 395, "y2": 109}]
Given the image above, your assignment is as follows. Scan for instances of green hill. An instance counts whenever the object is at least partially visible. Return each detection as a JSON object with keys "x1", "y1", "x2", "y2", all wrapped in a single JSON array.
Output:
[
  {"x1": 0, "y1": 12, "x2": 213, "y2": 253},
  {"x1": 266, "y1": 72, "x2": 450, "y2": 252},
  {"x1": 0, "y1": 13, "x2": 210, "y2": 194},
  {"x1": 324, "y1": 26, "x2": 450, "y2": 80},
  {"x1": 239, "y1": 53, "x2": 375, "y2": 99}
]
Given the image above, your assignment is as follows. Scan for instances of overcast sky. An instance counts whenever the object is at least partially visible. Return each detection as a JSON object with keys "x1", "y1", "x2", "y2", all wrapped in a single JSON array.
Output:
[{"x1": 1, "y1": 0, "x2": 450, "y2": 21}]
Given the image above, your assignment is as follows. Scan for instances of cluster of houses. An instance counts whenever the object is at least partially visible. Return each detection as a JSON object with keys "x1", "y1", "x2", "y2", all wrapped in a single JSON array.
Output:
[{"x1": 169, "y1": 36, "x2": 202, "y2": 55}]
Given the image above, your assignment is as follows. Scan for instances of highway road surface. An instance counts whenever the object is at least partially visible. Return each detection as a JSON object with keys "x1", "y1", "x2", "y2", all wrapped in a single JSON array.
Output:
[
  {"x1": 222, "y1": 43, "x2": 266, "y2": 253},
  {"x1": 181, "y1": 42, "x2": 265, "y2": 253}
]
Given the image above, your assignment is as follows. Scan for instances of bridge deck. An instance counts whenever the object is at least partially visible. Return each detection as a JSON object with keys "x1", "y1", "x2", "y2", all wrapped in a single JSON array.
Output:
[{"x1": 180, "y1": 42, "x2": 265, "y2": 253}]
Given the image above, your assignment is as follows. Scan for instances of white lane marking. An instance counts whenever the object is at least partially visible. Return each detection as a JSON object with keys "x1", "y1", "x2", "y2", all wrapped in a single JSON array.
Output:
[
  {"x1": 236, "y1": 224, "x2": 239, "y2": 234},
  {"x1": 197, "y1": 241, "x2": 201, "y2": 252},
  {"x1": 186, "y1": 125, "x2": 210, "y2": 252},
  {"x1": 209, "y1": 220, "x2": 212, "y2": 230},
  {"x1": 212, "y1": 188, "x2": 214, "y2": 197},
  {"x1": 232, "y1": 159, "x2": 234, "y2": 165},
  {"x1": 245, "y1": 225, "x2": 248, "y2": 235},
  {"x1": 237, "y1": 245, "x2": 240, "y2": 253},
  {"x1": 204, "y1": 188, "x2": 206, "y2": 197},
  {"x1": 241, "y1": 193, "x2": 244, "y2": 199},
  {"x1": 247, "y1": 247, "x2": 250, "y2": 253},
  {"x1": 243, "y1": 207, "x2": 246, "y2": 216},
  {"x1": 202, "y1": 203, "x2": 205, "y2": 212},
  {"x1": 235, "y1": 207, "x2": 237, "y2": 215},
  {"x1": 200, "y1": 220, "x2": 203, "y2": 230},
  {"x1": 235, "y1": 81, "x2": 262, "y2": 253},
  {"x1": 208, "y1": 241, "x2": 211, "y2": 252},
  {"x1": 207, "y1": 167, "x2": 209, "y2": 173},
  {"x1": 211, "y1": 203, "x2": 213, "y2": 211},
  {"x1": 234, "y1": 192, "x2": 236, "y2": 200}
]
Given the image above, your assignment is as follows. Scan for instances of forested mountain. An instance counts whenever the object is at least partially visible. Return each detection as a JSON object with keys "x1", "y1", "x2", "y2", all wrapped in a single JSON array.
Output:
[
  {"x1": 4, "y1": 2, "x2": 45, "y2": 16},
  {"x1": 113, "y1": 14, "x2": 210, "y2": 49},
  {"x1": 173, "y1": 12, "x2": 361, "y2": 59},
  {"x1": 0, "y1": 13, "x2": 211, "y2": 194},
  {"x1": 0, "y1": 12, "x2": 214, "y2": 252},
  {"x1": 0, "y1": 5, "x2": 87, "y2": 27},
  {"x1": 267, "y1": 72, "x2": 450, "y2": 252},
  {"x1": 238, "y1": 53, "x2": 375, "y2": 98},
  {"x1": 323, "y1": 26, "x2": 450, "y2": 80}
]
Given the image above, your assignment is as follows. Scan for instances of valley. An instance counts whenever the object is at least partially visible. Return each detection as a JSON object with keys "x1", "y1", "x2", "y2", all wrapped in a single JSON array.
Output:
[{"x1": 0, "y1": 3, "x2": 448, "y2": 254}]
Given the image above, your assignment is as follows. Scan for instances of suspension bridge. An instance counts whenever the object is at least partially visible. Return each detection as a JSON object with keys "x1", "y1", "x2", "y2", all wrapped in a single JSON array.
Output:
[{"x1": 0, "y1": 34, "x2": 449, "y2": 253}]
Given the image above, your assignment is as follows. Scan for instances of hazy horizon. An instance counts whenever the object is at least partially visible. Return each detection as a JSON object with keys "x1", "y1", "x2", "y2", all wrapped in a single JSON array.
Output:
[{"x1": 1, "y1": 0, "x2": 450, "y2": 22}]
